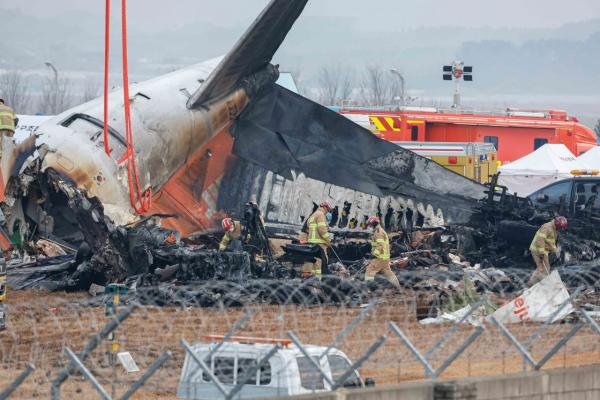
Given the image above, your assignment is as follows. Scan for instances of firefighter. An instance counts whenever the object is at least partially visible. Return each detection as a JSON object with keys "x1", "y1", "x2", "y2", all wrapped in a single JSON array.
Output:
[
  {"x1": 243, "y1": 200, "x2": 273, "y2": 260},
  {"x1": 0, "y1": 99, "x2": 17, "y2": 138},
  {"x1": 301, "y1": 200, "x2": 332, "y2": 278},
  {"x1": 528, "y1": 216, "x2": 567, "y2": 285},
  {"x1": 219, "y1": 217, "x2": 243, "y2": 252},
  {"x1": 365, "y1": 216, "x2": 401, "y2": 290}
]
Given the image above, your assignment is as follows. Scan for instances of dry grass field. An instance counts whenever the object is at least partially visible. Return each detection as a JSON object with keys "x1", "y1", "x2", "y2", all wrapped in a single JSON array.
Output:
[{"x1": 1, "y1": 290, "x2": 599, "y2": 399}]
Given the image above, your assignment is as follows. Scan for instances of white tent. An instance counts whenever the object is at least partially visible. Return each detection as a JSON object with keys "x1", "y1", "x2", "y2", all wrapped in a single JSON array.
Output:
[
  {"x1": 577, "y1": 146, "x2": 600, "y2": 170},
  {"x1": 498, "y1": 144, "x2": 587, "y2": 196}
]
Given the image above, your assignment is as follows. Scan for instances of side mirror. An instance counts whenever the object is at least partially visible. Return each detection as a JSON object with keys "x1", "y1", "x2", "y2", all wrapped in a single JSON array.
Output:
[
  {"x1": 365, "y1": 377, "x2": 376, "y2": 387},
  {"x1": 536, "y1": 193, "x2": 549, "y2": 203}
]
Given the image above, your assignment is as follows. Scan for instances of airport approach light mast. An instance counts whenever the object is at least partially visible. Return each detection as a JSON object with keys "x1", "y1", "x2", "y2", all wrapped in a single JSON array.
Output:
[{"x1": 443, "y1": 61, "x2": 473, "y2": 108}]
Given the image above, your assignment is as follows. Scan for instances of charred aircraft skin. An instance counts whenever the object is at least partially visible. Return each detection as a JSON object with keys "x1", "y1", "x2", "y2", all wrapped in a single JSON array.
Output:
[{"x1": 0, "y1": 0, "x2": 486, "y2": 261}]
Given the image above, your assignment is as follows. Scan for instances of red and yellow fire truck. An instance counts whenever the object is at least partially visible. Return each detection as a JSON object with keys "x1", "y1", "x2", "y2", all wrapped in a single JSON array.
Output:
[{"x1": 340, "y1": 107, "x2": 597, "y2": 164}]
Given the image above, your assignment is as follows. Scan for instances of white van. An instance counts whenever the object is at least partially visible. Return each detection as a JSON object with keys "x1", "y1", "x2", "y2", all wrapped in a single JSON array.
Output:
[{"x1": 177, "y1": 336, "x2": 368, "y2": 399}]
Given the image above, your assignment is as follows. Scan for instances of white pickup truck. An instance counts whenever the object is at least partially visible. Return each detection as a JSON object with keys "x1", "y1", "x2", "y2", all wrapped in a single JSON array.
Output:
[{"x1": 177, "y1": 336, "x2": 371, "y2": 399}]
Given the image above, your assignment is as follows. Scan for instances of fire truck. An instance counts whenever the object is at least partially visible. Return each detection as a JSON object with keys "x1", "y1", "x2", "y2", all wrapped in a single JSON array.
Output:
[
  {"x1": 340, "y1": 107, "x2": 597, "y2": 164},
  {"x1": 396, "y1": 142, "x2": 498, "y2": 183}
]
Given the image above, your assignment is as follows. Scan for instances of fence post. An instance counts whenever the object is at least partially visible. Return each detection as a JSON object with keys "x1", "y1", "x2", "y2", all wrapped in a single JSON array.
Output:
[
  {"x1": 181, "y1": 339, "x2": 229, "y2": 398},
  {"x1": 330, "y1": 335, "x2": 386, "y2": 390},
  {"x1": 64, "y1": 347, "x2": 112, "y2": 400},
  {"x1": 0, "y1": 364, "x2": 35, "y2": 400},
  {"x1": 51, "y1": 305, "x2": 136, "y2": 400},
  {"x1": 318, "y1": 301, "x2": 375, "y2": 361},
  {"x1": 119, "y1": 351, "x2": 172, "y2": 400},
  {"x1": 287, "y1": 331, "x2": 335, "y2": 388},
  {"x1": 225, "y1": 345, "x2": 280, "y2": 400}
]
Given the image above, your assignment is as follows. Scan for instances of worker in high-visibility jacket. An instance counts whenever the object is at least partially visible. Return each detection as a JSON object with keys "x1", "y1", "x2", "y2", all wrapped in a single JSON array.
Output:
[
  {"x1": 301, "y1": 200, "x2": 332, "y2": 278},
  {"x1": 0, "y1": 99, "x2": 17, "y2": 138},
  {"x1": 219, "y1": 217, "x2": 243, "y2": 252},
  {"x1": 365, "y1": 216, "x2": 401, "y2": 290},
  {"x1": 528, "y1": 216, "x2": 567, "y2": 285}
]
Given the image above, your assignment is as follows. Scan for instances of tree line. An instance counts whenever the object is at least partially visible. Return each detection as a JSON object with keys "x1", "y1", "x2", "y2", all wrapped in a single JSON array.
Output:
[{"x1": 0, "y1": 70, "x2": 99, "y2": 115}]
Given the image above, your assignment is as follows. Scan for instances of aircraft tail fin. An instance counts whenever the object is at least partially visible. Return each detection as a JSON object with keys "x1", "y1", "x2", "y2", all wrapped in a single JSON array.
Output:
[{"x1": 187, "y1": 0, "x2": 307, "y2": 109}]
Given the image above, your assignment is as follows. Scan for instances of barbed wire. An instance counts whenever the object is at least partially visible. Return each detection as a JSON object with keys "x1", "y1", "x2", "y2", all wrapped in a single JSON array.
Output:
[{"x1": 1, "y1": 269, "x2": 599, "y2": 399}]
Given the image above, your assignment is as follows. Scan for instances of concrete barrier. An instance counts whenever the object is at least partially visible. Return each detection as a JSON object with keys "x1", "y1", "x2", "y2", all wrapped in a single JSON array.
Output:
[{"x1": 267, "y1": 364, "x2": 600, "y2": 400}]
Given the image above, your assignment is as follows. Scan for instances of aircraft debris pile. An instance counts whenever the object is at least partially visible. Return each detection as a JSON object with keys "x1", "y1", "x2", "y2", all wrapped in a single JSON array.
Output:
[{"x1": 7, "y1": 184, "x2": 600, "y2": 311}]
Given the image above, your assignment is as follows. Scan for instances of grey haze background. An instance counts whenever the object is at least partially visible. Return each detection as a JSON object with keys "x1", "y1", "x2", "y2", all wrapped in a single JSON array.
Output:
[{"x1": 1, "y1": 0, "x2": 599, "y2": 124}]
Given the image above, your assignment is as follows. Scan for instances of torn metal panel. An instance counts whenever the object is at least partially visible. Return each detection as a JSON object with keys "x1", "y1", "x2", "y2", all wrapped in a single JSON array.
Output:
[
  {"x1": 219, "y1": 157, "x2": 454, "y2": 228},
  {"x1": 228, "y1": 84, "x2": 485, "y2": 225},
  {"x1": 0, "y1": 135, "x2": 36, "y2": 199}
]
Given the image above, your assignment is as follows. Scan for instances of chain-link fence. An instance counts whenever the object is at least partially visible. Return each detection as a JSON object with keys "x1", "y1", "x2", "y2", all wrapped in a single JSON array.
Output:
[{"x1": 1, "y1": 268, "x2": 600, "y2": 399}]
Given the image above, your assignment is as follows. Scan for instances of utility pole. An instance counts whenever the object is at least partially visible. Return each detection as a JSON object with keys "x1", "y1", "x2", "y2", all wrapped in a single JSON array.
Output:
[
  {"x1": 389, "y1": 68, "x2": 405, "y2": 108},
  {"x1": 44, "y1": 62, "x2": 59, "y2": 114}
]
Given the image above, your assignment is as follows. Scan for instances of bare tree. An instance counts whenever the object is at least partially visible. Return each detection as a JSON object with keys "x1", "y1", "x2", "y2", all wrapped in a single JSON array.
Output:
[
  {"x1": 0, "y1": 71, "x2": 33, "y2": 113},
  {"x1": 316, "y1": 64, "x2": 354, "y2": 106},
  {"x1": 40, "y1": 73, "x2": 72, "y2": 115},
  {"x1": 81, "y1": 77, "x2": 100, "y2": 103},
  {"x1": 285, "y1": 67, "x2": 308, "y2": 97},
  {"x1": 359, "y1": 65, "x2": 401, "y2": 107}
]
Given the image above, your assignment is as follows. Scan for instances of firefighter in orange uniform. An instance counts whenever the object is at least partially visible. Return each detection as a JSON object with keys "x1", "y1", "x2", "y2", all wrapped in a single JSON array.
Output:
[
  {"x1": 302, "y1": 200, "x2": 332, "y2": 278},
  {"x1": 219, "y1": 217, "x2": 243, "y2": 252},
  {"x1": 528, "y1": 216, "x2": 567, "y2": 285},
  {"x1": 365, "y1": 216, "x2": 401, "y2": 290}
]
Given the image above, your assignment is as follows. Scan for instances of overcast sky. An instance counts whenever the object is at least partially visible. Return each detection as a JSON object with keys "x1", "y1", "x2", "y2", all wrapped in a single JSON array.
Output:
[{"x1": 4, "y1": 0, "x2": 600, "y2": 31}]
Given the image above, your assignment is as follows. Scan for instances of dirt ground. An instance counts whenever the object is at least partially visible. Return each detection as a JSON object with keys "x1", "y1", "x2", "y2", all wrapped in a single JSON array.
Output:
[{"x1": 1, "y1": 290, "x2": 599, "y2": 399}]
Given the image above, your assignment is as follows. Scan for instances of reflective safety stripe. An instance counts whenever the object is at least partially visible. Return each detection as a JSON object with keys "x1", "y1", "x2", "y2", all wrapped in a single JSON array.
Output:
[
  {"x1": 219, "y1": 234, "x2": 230, "y2": 251},
  {"x1": 370, "y1": 229, "x2": 390, "y2": 260},
  {"x1": 530, "y1": 222, "x2": 556, "y2": 254},
  {"x1": 364, "y1": 275, "x2": 375, "y2": 281},
  {"x1": 307, "y1": 212, "x2": 329, "y2": 244},
  {"x1": 312, "y1": 269, "x2": 322, "y2": 275},
  {"x1": 0, "y1": 111, "x2": 15, "y2": 131}
]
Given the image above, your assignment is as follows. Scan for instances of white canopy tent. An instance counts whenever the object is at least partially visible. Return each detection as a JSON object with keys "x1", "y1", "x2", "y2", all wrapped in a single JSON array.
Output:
[
  {"x1": 498, "y1": 144, "x2": 587, "y2": 196},
  {"x1": 577, "y1": 145, "x2": 600, "y2": 170}
]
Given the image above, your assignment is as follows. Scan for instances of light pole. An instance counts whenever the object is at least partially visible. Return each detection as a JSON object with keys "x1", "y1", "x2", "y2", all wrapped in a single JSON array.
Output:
[
  {"x1": 389, "y1": 68, "x2": 405, "y2": 108},
  {"x1": 45, "y1": 62, "x2": 58, "y2": 114},
  {"x1": 443, "y1": 61, "x2": 472, "y2": 109}
]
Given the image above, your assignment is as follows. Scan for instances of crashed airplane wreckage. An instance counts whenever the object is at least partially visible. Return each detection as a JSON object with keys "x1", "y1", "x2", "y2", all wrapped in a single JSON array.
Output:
[{"x1": 3, "y1": 0, "x2": 599, "y2": 308}]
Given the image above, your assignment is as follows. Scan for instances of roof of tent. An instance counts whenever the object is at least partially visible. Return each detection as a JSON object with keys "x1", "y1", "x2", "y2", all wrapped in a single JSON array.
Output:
[
  {"x1": 577, "y1": 146, "x2": 600, "y2": 169},
  {"x1": 499, "y1": 144, "x2": 586, "y2": 175}
]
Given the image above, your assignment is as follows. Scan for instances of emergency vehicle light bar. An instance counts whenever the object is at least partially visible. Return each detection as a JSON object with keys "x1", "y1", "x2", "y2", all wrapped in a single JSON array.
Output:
[
  {"x1": 203, "y1": 335, "x2": 292, "y2": 346},
  {"x1": 570, "y1": 169, "x2": 600, "y2": 176}
]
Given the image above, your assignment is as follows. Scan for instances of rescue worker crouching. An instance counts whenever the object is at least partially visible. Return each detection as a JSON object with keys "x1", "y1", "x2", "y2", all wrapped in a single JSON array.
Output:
[
  {"x1": 528, "y1": 216, "x2": 567, "y2": 286},
  {"x1": 302, "y1": 200, "x2": 332, "y2": 278},
  {"x1": 219, "y1": 218, "x2": 243, "y2": 252},
  {"x1": 365, "y1": 216, "x2": 401, "y2": 290}
]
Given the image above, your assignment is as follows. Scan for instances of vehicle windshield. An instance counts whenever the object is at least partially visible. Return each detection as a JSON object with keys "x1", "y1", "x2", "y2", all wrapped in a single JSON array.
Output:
[
  {"x1": 328, "y1": 355, "x2": 361, "y2": 387},
  {"x1": 529, "y1": 180, "x2": 572, "y2": 211},
  {"x1": 297, "y1": 356, "x2": 325, "y2": 390}
]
